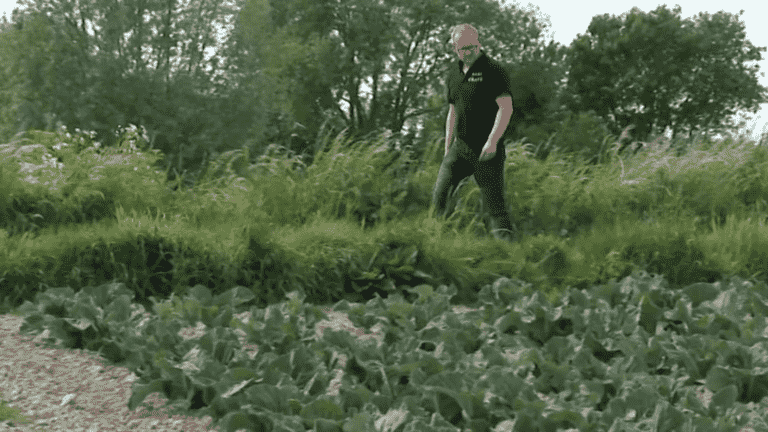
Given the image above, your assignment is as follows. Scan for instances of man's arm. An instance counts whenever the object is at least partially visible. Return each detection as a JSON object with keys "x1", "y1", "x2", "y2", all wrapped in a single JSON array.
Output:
[
  {"x1": 486, "y1": 95, "x2": 513, "y2": 147},
  {"x1": 445, "y1": 103, "x2": 457, "y2": 155}
]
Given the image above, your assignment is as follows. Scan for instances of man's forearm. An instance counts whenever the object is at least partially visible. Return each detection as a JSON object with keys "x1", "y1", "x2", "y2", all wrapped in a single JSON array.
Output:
[
  {"x1": 445, "y1": 112, "x2": 456, "y2": 153},
  {"x1": 487, "y1": 107, "x2": 513, "y2": 147}
]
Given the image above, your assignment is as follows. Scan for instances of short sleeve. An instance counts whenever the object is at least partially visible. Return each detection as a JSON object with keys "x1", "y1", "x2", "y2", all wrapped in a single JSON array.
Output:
[{"x1": 492, "y1": 64, "x2": 514, "y2": 101}]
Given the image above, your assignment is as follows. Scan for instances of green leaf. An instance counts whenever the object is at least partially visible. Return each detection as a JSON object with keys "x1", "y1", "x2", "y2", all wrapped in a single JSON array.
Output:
[
  {"x1": 243, "y1": 383, "x2": 294, "y2": 414},
  {"x1": 289, "y1": 399, "x2": 303, "y2": 416},
  {"x1": 546, "y1": 409, "x2": 585, "y2": 427},
  {"x1": 435, "y1": 390, "x2": 463, "y2": 425},
  {"x1": 532, "y1": 348, "x2": 571, "y2": 392},
  {"x1": 705, "y1": 366, "x2": 732, "y2": 393},
  {"x1": 218, "y1": 410, "x2": 272, "y2": 432},
  {"x1": 624, "y1": 382, "x2": 658, "y2": 418},
  {"x1": 187, "y1": 284, "x2": 213, "y2": 304},
  {"x1": 407, "y1": 284, "x2": 435, "y2": 303},
  {"x1": 302, "y1": 369, "x2": 332, "y2": 397},
  {"x1": 412, "y1": 304, "x2": 429, "y2": 331},
  {"x1": 402, "y1": 415, "x2": 457, "y2": 431},
  {"x1": 211, "y1": 285, "x2": 256, "y2": 308},
  {"x1": 706, "y1": 286, "x2": 749, "y2": 318},
  {"x1": 467, "y1": 418, "x2": 492, "y2": 432},
  {"x1": 493, "y1": 311, "x2": 518, "y2": 334},
  {"x1": 386, "y1": 361, "x2": 421, "y2": 378},
  {"x1": 419, "y1": 357, "x2": 444, "y2": 376},
  {"x1": 681, "y1": 388, "x2": 708, "y2": 416},
  {"x1": 664, "y1": 298, "x2": 692, "y2": 324},
  {"x1": 683, "y1": 282, "x2": 719, "y2": 307},
  {"x1": 344, "y1": 356, "x2": 385, "y2": 393},
  {"x1": 342, "y1": 412, "x2": 375, "y2": 432},
  {"x1": 102, "y1": 294, "x2": 135, "y2": 325},
  {"x1": 512, "y1": 402, "x2": 543, "y2": 430},
  {"x1": 127, "y1": 379, "x2": 169, "y2": 410},
  {"x1": 339, "y1": 385, "x2": 373, "y2": 412},
  {"x1": 639, "y1": 293, "x2": 663, "y2": 334},
  {"x1": 61, "y1": 315, "x2": 97, "y2": 332},
  {"x1": 313, "y1": 418, "x2": 343, "y2": 432},
  {"x1": 709, "y1": 384, "x2": 738, "y2": 412},
  {"x1": 300, "y1": 398, "x2": 345, "y2": 422},
  {"x1": 197, "y1": 327, "x2": 238, "y2": 364},
  {"x1": 648, "y1": 400, "x2": 687, "y2": 432},
  {"x1": 371, "y1": 393, "x2": 393, "y2": 414},
  {"x1": 603, "y1": 396, "x2": 627, "y2": 424},
  {"x1": 71, "y1": 297, "x2": 103, "y2": 324}
]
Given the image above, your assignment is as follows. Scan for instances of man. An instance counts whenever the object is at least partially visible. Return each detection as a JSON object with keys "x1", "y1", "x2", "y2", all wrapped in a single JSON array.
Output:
[{"x1": 431, "y1": 23, "x2": 517, "y2": 243}]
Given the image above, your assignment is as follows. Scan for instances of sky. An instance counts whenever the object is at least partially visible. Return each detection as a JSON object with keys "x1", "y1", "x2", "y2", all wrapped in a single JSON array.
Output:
[{"x1": 2, "y1": 0, "x2": 767, "y2": 142}]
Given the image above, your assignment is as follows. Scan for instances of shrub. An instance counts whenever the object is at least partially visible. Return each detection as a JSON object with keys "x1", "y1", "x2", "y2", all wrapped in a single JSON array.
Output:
[{"x1": 550, "y1": 111, "x2": 612, "y2": 164}]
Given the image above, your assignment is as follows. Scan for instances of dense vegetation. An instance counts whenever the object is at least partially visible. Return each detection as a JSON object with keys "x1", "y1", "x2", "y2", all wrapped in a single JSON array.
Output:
[
  {"x1": 1, "y1": 124, "x2": 767, "y2": 430},
  {"x1": 1, "y1": 0, "x2": 767, "y2": 429},
  {"x1": 2, "y1": 1, "x2": 765, "y2": 191}
]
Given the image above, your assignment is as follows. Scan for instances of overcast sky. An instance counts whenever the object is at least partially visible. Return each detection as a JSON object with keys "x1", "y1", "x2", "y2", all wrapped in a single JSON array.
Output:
[{"x1": 2, "y1": 0, "x2": 767, "y2": 141}]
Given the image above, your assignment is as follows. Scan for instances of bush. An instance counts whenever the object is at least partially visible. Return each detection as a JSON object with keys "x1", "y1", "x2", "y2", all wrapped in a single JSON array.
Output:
[
  {"x1": 516, "y1": 111, "x2": 613, "y2": 165},
  {"x1": 550, "y1": 111, "x2": 612, "y2": 164}
]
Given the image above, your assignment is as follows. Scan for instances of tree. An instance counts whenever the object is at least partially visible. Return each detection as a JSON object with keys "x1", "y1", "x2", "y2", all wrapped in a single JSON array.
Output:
[
  {"x1": 0, "y1": 10, "x2": 22, "y2": 139},
  {"x1": 233, "y1": 0, "x2": 569, "y2": 162},
  {"x1": 226, "y1": 0, "x2": 338, "y2": 161},
  {"x1": 564, "y1": 5, "x2": 768, "y2": 148},
  {"x1": 1, "y1": 0, "x2": 270, "y2": 187},
  {"x1": 0, "y1": 11, "x2": 91, "y2": 136},
  {"x1": 2, "y1": 0, "x2": 570, "y2": 188}
]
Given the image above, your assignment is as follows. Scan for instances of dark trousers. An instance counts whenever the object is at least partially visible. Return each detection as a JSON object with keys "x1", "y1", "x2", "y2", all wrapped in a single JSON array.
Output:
[{"x1": 431, "y1": 137, "x2": 515, "y2": 241}]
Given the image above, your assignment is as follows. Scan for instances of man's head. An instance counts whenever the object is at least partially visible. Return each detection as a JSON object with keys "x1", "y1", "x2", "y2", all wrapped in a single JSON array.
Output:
[{"x1": 450, "y1": 24, "x2": 482, "y2": 66}]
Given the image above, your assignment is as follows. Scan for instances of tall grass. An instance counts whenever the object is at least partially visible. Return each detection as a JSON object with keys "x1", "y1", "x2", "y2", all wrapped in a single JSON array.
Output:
[{"x1": 1, "y1": 122, "x2": 767, "y2": 313}]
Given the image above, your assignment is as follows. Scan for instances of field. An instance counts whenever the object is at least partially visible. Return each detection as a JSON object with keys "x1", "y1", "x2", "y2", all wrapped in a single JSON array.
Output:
[{"x1": 1, "y1": 125, "x2": 767, "y2": 431}]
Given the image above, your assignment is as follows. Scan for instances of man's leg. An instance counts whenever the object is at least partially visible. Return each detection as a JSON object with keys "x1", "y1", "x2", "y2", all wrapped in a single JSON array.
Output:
[
  {"x1": 473, "y1": 147, "x2": 516, "y2": 242},
  {"x1": 431, "y1": 140, "x2": 474, "y2": 222}
]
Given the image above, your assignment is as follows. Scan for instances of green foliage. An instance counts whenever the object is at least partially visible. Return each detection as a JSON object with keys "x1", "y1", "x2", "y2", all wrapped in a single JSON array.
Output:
[
  {"x1": 565, "y1": 5, "x2": 768, "y2": 144},
  {"x1": 535, "y1": 111, "x2": 612, "y2": 164},
  {"x1": 5, "y1": 116, "x2": 768, "y2": 431},
  {"x1": 0, "y1": 0, "x2": 267, "y2": 192},
  {"x1": 502, "y1": 42, "x2": 571, "y2": 144},
  {"x1": 229, "y1": 0, "x2": 572, "y2": 168},
  {"x1": 0, "y1": 0, "x2": 581, "y2": 191},
  {"x1": 731, "y1": 145, "x2": 768, "y2": 208},
  {"x1": 6, "y1": 271, "x2": 768, "y2": 431},
  {"x1": 0, "y1": 390, "x2": 37, "y2": 428}
]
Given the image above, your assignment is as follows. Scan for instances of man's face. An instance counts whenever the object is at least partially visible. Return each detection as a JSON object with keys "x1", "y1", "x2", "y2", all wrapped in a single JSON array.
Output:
[{"x1": 454, "y1": 35, "x2": 481, "y2": 66}]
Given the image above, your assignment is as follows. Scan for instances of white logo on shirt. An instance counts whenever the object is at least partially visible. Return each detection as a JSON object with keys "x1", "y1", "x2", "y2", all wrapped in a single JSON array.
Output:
[{"x1": 468, "y1": 72, "x2": 483, "y2": 83}]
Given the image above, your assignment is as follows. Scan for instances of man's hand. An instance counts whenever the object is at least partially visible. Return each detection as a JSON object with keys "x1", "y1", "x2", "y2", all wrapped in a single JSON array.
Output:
[{"x1": 478, "y1": 140, "x2": 497, "y2": 162}]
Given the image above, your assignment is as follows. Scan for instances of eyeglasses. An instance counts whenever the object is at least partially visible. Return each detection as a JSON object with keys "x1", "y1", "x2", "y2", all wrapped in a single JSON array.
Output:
[{"x1": 457, "y1": 45, "x2": 478, "y2": 55}]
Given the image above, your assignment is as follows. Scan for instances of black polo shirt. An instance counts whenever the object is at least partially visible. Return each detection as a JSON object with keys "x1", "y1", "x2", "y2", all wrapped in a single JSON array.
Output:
[{"x1": 447, "y1": 50, "x2": 514, "y2": 154}]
